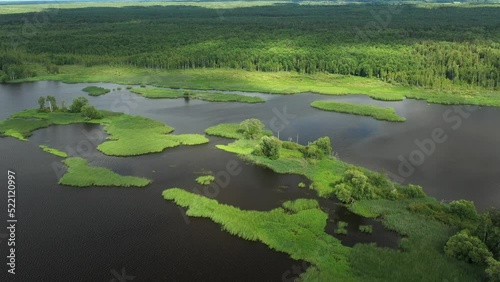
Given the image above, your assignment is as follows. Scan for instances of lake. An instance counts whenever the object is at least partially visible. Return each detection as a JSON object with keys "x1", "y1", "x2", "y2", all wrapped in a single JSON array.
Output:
[{"x1": 0, "y1": 81, "x2": 498, "y2": 281}]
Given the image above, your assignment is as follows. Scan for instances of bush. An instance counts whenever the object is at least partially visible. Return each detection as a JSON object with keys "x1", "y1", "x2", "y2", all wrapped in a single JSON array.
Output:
[
  {"x1": 282, "y1": 141, "x2": 302, "y2": 150},
  {"x1": 342, "y1": 168, "x2": 373, "y2": 201},
  {"x1": 303, "y1": 144, "x2": 324, "y2": 160},
  {"x1": 486, "y1": 257, "x2": 500, "y2": 282},
  {"x1": 298, "y1": 182, "x2": 306, "y2": 188},
  {"x1": 258, "y1": 136, "x2": 281, "y2": 160},
  {"x1": 444, "y1": 230, "x2": 492, "y2": 264},
  {"x1": 398, "y1": 184, "x2": 426, "y2": 199},
  {"x1": 69, "y1": 96, "x2": 89, "y2": 113},
  {"x1": 37, "y1": 96, "x2": 46, "y2": 111},
  {"x1": 240, "y1": 118, "x2": 265, "y2": 140},
  {"x1": 449, "y1": 200, "x2": 478, "y2": 220},
  {"x1": 311, "y1": 136, "x2": 332, "y2": 156},
  {"x1": 80, "y1": 104, "x2": 103, "y2": 119},
  {"x1": 334, "y1": 183, "x2": 353, "y2": 203}
]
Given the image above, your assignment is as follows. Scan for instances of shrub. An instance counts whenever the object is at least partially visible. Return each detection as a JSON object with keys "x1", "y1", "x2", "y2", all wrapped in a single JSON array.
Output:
[
  {"x1": 80, "y1": 104, "x2": 103, "y2": 119},
  {"x1": 486, "y1": 257, "x2": 500, "y2": 282},
  {"x1": 282, "y1": 141, "x2": 302, "y2": 150},
  {"x1": 449, "y1": 200, "x2": 478, "y2": 220},
  {"x1": 240, "y1": 118, "x2": 265, "y2": 140},
  {"x1": 258, "y1": 136, "x2": 281, "y2": 160},
  {"x1": 444, "y1": 230, "x2": 492, "y2": 264},
  {"x1": 342, "y1": 168, "x2": 373, "y2": 201},
  {"x1": 311, "y1": 136, "x2": 332, "y2": 156},
  {"x1": 398, "y1": 184, "x2": 426, "y2": 199},
  {"x1": 69, "y1": 96, "x2": 89, "y2": 113},
  {"x1": 37, "y1": 96, "x2": 46, "y2": 111},
  {"x1": 303, "y1": 145, "x2": 324, "y2": 160},
  {"x1": 334, "y1": 183, "x2": 353, "y2": 203},
  {"x1": 298, "y1": 182, "x2": 306, "y2": 188}
]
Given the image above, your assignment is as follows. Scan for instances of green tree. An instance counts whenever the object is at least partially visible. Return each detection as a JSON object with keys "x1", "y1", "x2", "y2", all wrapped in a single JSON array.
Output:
[
  {"x1": 444, "y1": 230, "x2": 492, "y2": 264},
  {"x1": 38, "y1": 96, "x2": 46, "y2": 111},
  {"x1": 70, "y1": 97, "x2": 89, "y2": 113},
  {"x1": 80, "y1": 104, "x2": 103, "y2": 119},
  {"x1": 257, "y1": 136, "x2": 281, "y2": 160},
  {"x1": 303, "y1": 145, "x2": 324, "y2": 160},
  {"x1": 240, "y1": 118, "x2": 265, "y2": 140},
  {"x1": 46, "y1": 95, "x2": 58, "y2": 111}
]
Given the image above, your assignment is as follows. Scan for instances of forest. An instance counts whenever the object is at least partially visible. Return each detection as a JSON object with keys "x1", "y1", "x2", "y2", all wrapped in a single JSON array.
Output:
[{"x1": 0, "y1": 3, "x2": 499, "y2": 93}]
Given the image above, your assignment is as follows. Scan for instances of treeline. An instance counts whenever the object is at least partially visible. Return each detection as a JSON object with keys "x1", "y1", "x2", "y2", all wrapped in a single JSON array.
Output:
[{"x1": 0, "y1": 4, "x2": 498, "y2": 89}]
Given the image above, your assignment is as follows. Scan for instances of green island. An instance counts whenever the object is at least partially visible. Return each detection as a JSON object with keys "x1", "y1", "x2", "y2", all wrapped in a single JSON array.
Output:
[
  {"x1": 39, "y1": 145, "x2": 68, "y2": 158},
  {"x1": 311, "y1": 101, "x2": 406, "y2": 122},
  {"x1": 59, "y1": 157, "x2": 151, "y2": 187},
  {"x1": 82, "y1": 86, "x2": 110, "y2": 96},
  {"x1": 130, "y1": 88, "x2": 264, "y2": 103},
  {"x1": 195, "y1": 175, "x2": 215, "y2": 185},
  {"x1": 0, "y1": 96, "x2": 209, "y2": 156},
  {"x1": 199, "y1": 118, "x2": 500, "y2": 281}
]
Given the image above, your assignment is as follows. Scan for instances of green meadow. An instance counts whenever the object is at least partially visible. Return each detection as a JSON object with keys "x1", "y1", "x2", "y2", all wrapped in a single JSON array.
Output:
[{"x1": 59, "y1": 157, "x2": 151, "y2": 187}]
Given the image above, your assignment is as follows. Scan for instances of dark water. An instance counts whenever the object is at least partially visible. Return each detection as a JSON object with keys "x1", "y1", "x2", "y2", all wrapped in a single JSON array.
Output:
[{"x1": 0, "y1": 81, "x2": 498, "y2": 281}]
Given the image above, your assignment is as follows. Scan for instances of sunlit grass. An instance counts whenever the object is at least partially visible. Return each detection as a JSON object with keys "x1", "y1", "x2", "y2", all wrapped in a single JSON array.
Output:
[
  {"x1": 39, "y1": 145, "x2": 67, "y2": 158},
  {"x1": 311, "y1": 101, "x2": 406, "y2": 122},
  {"x1": 59, "y1": 157, "x2": 151, "y2": 187}
]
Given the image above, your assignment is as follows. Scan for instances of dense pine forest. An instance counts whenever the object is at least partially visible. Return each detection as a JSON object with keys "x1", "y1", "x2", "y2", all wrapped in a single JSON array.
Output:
[{"x1": 0, "y1": 3, "x2": 499, "y2": 91}]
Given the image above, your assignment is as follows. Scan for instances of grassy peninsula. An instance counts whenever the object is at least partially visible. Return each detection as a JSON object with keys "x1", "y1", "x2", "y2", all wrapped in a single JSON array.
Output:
[{"x1": 39, "y1": 145, "x2": 68, "y2": 158}]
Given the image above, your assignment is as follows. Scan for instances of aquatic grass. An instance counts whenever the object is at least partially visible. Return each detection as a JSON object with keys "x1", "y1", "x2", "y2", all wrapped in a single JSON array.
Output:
[
  {"x1": 39, "y1": 145, "x2": 67, "y2": 158},
  {"x1": 311, "y1": 101, "x2": 406, "y2": 122},
  {"x1": 282, "y1": 199, "x2": 320, "y2": 213},
  {"x1": 59, "y1": 157, "x2": 151, "y2": 187},
  {"x1": 163, "y1": 188, "x2": 354, "y2": 281},
  {"x1": 131, "y1": 88, "x2": 264, "y2": 103},
  {"x1": 336, "y1": 221, "x2": 348, "y2": 235},
  {"x1": 82, "y1": 86, "x2": 110, "y2": 96},
  {"x1": 359, "y1": 225, "x2": 373, "y2": 234},
  {"x1": 195, "y1": 175, "x2": 215, "y2": 185},
  {"x1": 1, "y1": 109, "x2": 208, "y2": 156}
]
